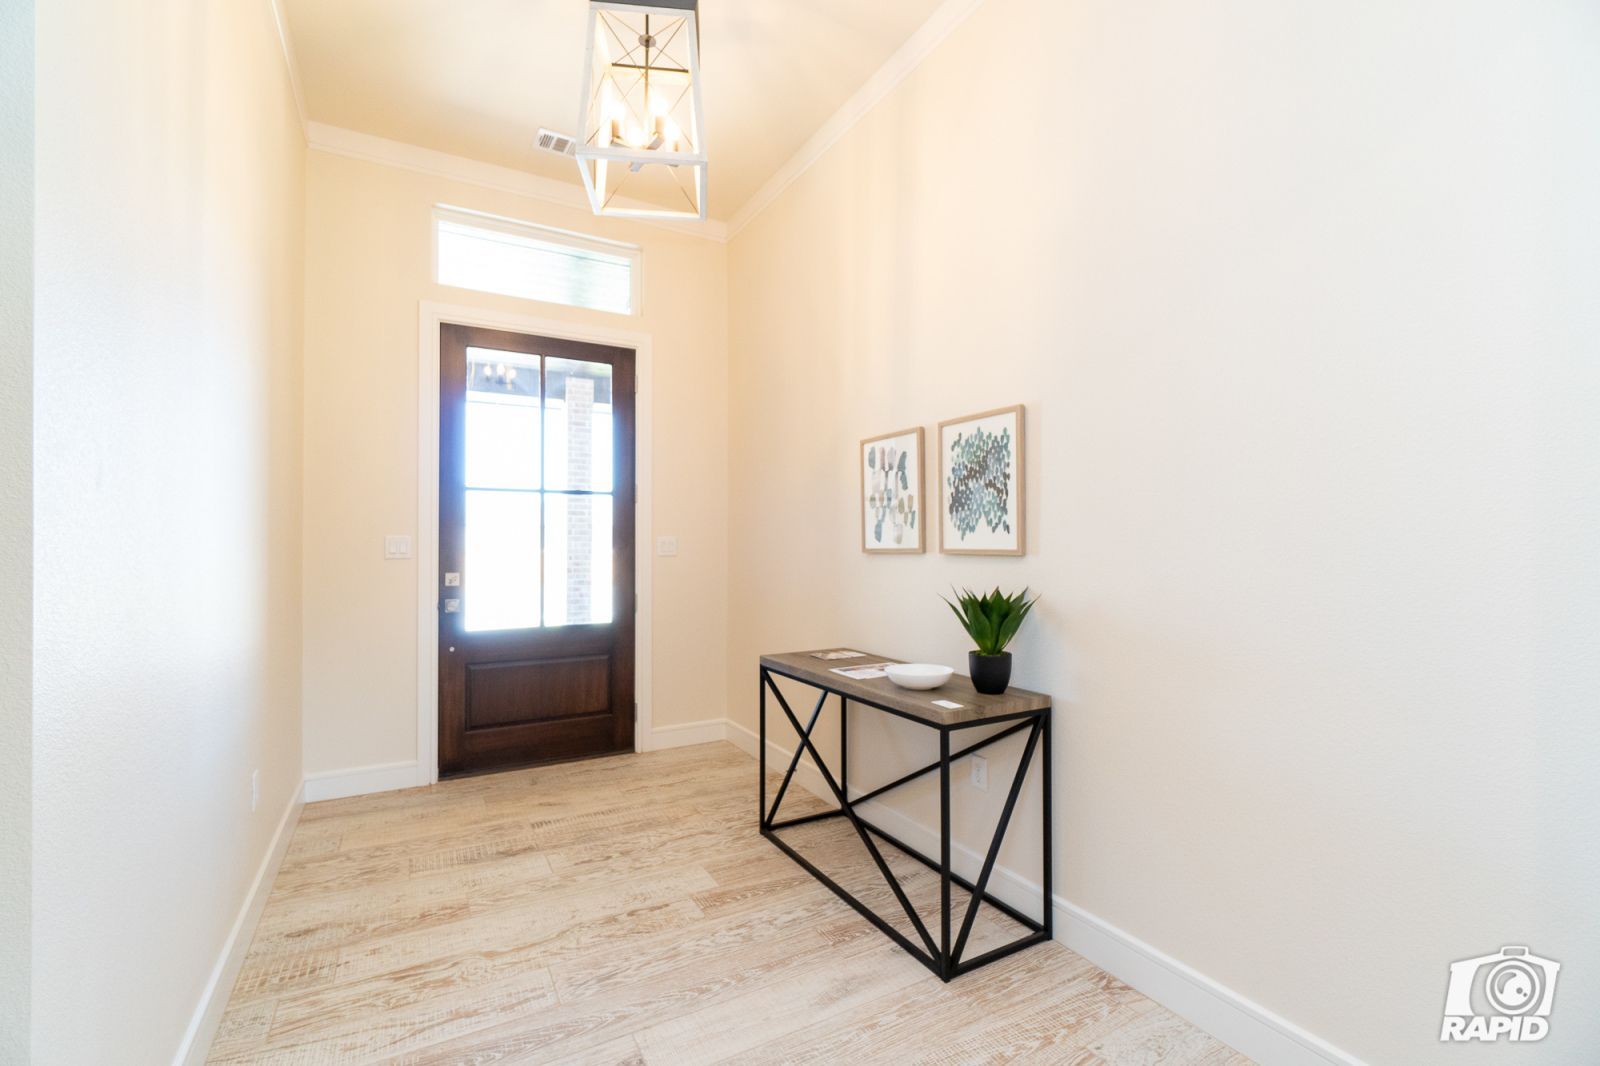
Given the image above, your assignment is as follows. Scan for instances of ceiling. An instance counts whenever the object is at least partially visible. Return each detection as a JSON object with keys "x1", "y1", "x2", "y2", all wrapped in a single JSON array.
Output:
[{"x1": 282, "y1": 0, "x2": 950, "y2": 223}]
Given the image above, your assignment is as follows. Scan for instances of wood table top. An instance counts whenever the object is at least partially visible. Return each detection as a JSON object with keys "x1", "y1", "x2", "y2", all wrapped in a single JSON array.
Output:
[{"x1": 760, "y1": 649, "x2": 1051, "y2": 727}]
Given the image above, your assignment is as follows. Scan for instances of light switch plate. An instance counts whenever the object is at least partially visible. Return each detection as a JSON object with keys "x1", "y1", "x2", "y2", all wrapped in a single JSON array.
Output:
[
  {"x1": 384, "y1": 535, "x2": 412, "y2": 560},
  {"x1": 656, "y1": 536, "x2": 679, "y2": 557}
]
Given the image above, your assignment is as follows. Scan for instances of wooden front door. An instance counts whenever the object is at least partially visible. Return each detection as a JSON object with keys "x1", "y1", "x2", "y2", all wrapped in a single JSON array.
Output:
[{"x1": 438, "y1": 323, "x2": 636, "y2": 777}]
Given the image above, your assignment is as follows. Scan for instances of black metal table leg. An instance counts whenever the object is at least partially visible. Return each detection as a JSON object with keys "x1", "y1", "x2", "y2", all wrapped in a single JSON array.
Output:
[
  {"x1": 1042, "y1": 708, "x2": 1053, "y2": 938},
  {"x1": 951, "y1": 718, "x2": 1041, "y2": 967},
  {"x1": 765, "y1": 687, "x2": 829, "y2": 827},
  {"x1": 840, "y1": 694, "x2": 849, "y2": 807},
  {"x1": 758, "y1": 669, "x2": 767, "y2": 829},
  {"x1": 757, "y1": 664, "x2": 1052, "y2": 982},
  {"x1": 765, "y1": 677, "x2": 940, "y2": 961},
  {"x1": 939, "y1": 728, "x2": 952, "y2": 979}
]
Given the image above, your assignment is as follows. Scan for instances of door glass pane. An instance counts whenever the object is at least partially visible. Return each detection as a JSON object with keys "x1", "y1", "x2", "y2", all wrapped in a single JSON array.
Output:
[
  {"x1": 543, "y1": 357, "x2": 614, "y2": 492},
  {"x1": 464, "y1": 490, "x2": 541, "y2": 631},
  {"x1": 466, "y1": 349, "x2": 540, "y2": 490},
  {"x1": 544, "y1": 494, "x2": 614, "y2": 626}
]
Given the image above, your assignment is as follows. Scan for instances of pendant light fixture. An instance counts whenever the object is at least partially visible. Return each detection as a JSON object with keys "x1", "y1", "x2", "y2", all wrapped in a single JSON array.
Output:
[{"x1": 576, "y1": 0, "x2": 708, "y2": 220}]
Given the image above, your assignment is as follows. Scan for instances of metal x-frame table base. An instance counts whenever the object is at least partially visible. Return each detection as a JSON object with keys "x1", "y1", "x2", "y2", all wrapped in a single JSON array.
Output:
[{"x1": 758, "y1": 665, "x2": 1053, "y2": 981}]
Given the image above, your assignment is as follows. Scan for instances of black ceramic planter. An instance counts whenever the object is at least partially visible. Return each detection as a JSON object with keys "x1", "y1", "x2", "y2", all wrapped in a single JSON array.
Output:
[{"x1": 969, "y1": 651, "x2": 1012, "y2": 695}]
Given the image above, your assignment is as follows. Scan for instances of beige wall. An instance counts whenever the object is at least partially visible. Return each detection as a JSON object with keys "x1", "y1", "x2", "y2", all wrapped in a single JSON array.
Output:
[
  {"x1": 31, "y1": 0, "x2": 306, "y2": 1060},
  {"x1": 301, "y1": 150, "x2": 729, "y2": 778},
  {"x1": 726, "y1": 1, "x2": 1600, "y2": 1062},
  {"x1": 0, "y1": 0, "x2": 33, "y2": 1058}
]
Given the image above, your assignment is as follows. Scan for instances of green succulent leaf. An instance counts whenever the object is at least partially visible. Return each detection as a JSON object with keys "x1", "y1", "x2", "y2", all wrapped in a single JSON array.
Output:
[{"x1": 942, "y1": 585, "x2": 1038, "y2": 655}]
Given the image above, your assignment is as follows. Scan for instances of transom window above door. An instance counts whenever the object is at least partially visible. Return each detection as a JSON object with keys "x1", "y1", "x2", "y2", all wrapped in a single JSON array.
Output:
[{"x1": 433, "y1": 206, "x2": 641, "y2": 315}]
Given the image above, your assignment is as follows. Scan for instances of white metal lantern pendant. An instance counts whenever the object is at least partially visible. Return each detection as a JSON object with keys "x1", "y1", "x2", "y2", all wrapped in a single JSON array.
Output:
[{"x1": 577, "y1": 0, "x2": 708, "y2": 220}]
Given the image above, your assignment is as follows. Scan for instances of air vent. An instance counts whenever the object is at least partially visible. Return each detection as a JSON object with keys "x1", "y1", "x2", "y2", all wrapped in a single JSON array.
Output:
[{"x1": 536, "y1": 128, "x2": 577, "y2": 156}]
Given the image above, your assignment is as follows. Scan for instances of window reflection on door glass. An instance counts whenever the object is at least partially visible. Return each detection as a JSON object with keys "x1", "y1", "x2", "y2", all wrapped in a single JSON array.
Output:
[{"x1": 466, "y1": 349, "x2": 540, "y2": 490}]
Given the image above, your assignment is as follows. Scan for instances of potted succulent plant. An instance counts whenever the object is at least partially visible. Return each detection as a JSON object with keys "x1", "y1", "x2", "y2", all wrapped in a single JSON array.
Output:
[{"x1": 942, "y1": 587, "x2": 1038, "y2": 695}]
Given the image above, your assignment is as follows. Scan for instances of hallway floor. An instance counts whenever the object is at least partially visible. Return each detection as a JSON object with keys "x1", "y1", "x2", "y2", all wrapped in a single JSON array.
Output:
[{"x1": 209, "y1": 743, "x2": 1249, "y2": 1064}]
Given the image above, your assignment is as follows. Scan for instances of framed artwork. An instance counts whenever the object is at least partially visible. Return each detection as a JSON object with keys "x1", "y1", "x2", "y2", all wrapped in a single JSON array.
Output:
[
  {"x1": 939, "y1": 404, "x2": 1025, "y2": 556},
  {"x1": 860, "y1": 427, "x2": 925, "y2": 553}
]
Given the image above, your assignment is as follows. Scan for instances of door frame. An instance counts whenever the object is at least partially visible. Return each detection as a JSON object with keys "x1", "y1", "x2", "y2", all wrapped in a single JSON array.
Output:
[{"x1": 416, "y1": 301, "x2": 654, "y2": 785}]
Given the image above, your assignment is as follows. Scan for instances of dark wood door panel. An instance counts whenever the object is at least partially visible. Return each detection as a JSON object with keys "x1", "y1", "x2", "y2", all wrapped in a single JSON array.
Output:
[
  {"x1": 466, "y1": 656, "x2": 611, "y2": 730},
  {"x1": 455, "y1": 715, "x2": 620, "y2": 775},
  {"x1": 461, "y1": 625, "x2": 614, "y2": 661},
  {"x1": 438, "y1": 322, "x2": 636, "y2": 778}
]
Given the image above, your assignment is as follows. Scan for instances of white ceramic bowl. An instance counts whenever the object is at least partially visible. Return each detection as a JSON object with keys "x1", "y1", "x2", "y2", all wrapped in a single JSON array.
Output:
[{"x1": 885, "y1": 663, "x2": 954, "y2": 690}]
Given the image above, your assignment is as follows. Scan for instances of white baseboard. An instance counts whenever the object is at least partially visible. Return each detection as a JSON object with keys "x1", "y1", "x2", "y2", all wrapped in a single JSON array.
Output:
[
  {"x1": 641, "y1": 717, "x2": 729, "y2": 752},
  {"x1": 1054, "y1": 898, "x2": 1361, "y2": 1066},
  {"x1": 303, "y1": 760, "x2": 426, "y2": 802},
  {"x1": 174, "y1": 781, "x2": 305, "y2": 1066},
  {"x1": 725, "y1": 718, "x2": 832, "y2": 799},
  {"x1": 720, "y1": 720, "x2": 1360, "y2": 1066},
  {"x1": 724, "y1": 717, "x2": 759, "y2": 757}
]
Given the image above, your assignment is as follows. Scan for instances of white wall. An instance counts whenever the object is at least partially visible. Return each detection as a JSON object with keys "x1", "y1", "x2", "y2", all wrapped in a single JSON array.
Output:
[
  {"x1": 301, "y1": 146, "x2": 730, "y2": 781},
  {"x1": 0, "y1": 0, "x2": 34, "y2": 1059},
  {"x1": 31, "y1": 0, "x2": 307, "y2": 1060},
  {"x1": 726, "y1": 1, "x2": 1600, "y2": 1062}
]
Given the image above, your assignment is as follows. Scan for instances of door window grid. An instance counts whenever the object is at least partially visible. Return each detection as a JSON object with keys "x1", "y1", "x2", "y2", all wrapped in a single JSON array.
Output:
[{"x1": 463, "y1": 348, "x2": 616, "y2": 632}]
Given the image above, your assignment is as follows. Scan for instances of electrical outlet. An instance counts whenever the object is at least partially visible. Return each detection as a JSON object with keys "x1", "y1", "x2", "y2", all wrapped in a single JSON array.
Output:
[
  {"x1": 971, "y1": 754, "x2": 988, "y2": 792},
  {"x1": 251, "y1": 769, "x2": 260, "y2": 813}
]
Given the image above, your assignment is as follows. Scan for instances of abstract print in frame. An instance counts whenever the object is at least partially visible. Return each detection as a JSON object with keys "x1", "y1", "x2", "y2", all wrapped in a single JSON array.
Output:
[
  {"x1": 939, "y1": 405, "x2": 1025, "y2": 555},
  {"x1": 861, "y1": 427, "x2": 925, "y2": 553}
]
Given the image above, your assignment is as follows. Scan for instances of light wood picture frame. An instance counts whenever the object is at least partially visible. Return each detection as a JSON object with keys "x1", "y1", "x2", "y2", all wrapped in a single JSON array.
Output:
[
  {"x1": 938, "y1": 404, "x2": 1025, "y2": 556},
  {"x1": 860, "y1": 427, "x2": 926, "y2": 553}
]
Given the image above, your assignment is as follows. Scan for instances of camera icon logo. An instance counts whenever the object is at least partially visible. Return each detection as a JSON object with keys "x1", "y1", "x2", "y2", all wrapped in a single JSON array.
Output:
[{"x1": 1440, "y1": 946, "x2": 1560, "y2": 1042}]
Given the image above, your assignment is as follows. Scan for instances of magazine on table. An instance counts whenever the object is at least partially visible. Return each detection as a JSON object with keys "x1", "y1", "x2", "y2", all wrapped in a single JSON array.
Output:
[{"x1": 829, "y1": 662, "x2": 897, "y2": 680}]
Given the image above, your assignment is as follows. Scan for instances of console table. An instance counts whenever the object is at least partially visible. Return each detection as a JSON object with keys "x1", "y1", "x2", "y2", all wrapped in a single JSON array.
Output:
[{"x1": 758, "y1": 650, "x2": 1052, "y2": 981}]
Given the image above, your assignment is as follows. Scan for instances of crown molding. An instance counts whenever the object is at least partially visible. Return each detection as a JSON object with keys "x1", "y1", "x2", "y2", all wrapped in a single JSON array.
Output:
[
  {"x1": 305, "y1": 122, "x2": 729, "y2": 243},
  {"x1": 726, "y1": 0, "x2": 989, "y2": 240},
  {"x1": 266, "y1": 0, "x2": 308, "y2": 135}
]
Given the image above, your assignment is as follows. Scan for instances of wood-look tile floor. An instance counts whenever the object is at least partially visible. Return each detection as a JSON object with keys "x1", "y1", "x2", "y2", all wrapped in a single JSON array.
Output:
[{"x1": 211, "y1": 742, "x2": 1252, "y2": 1065}]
